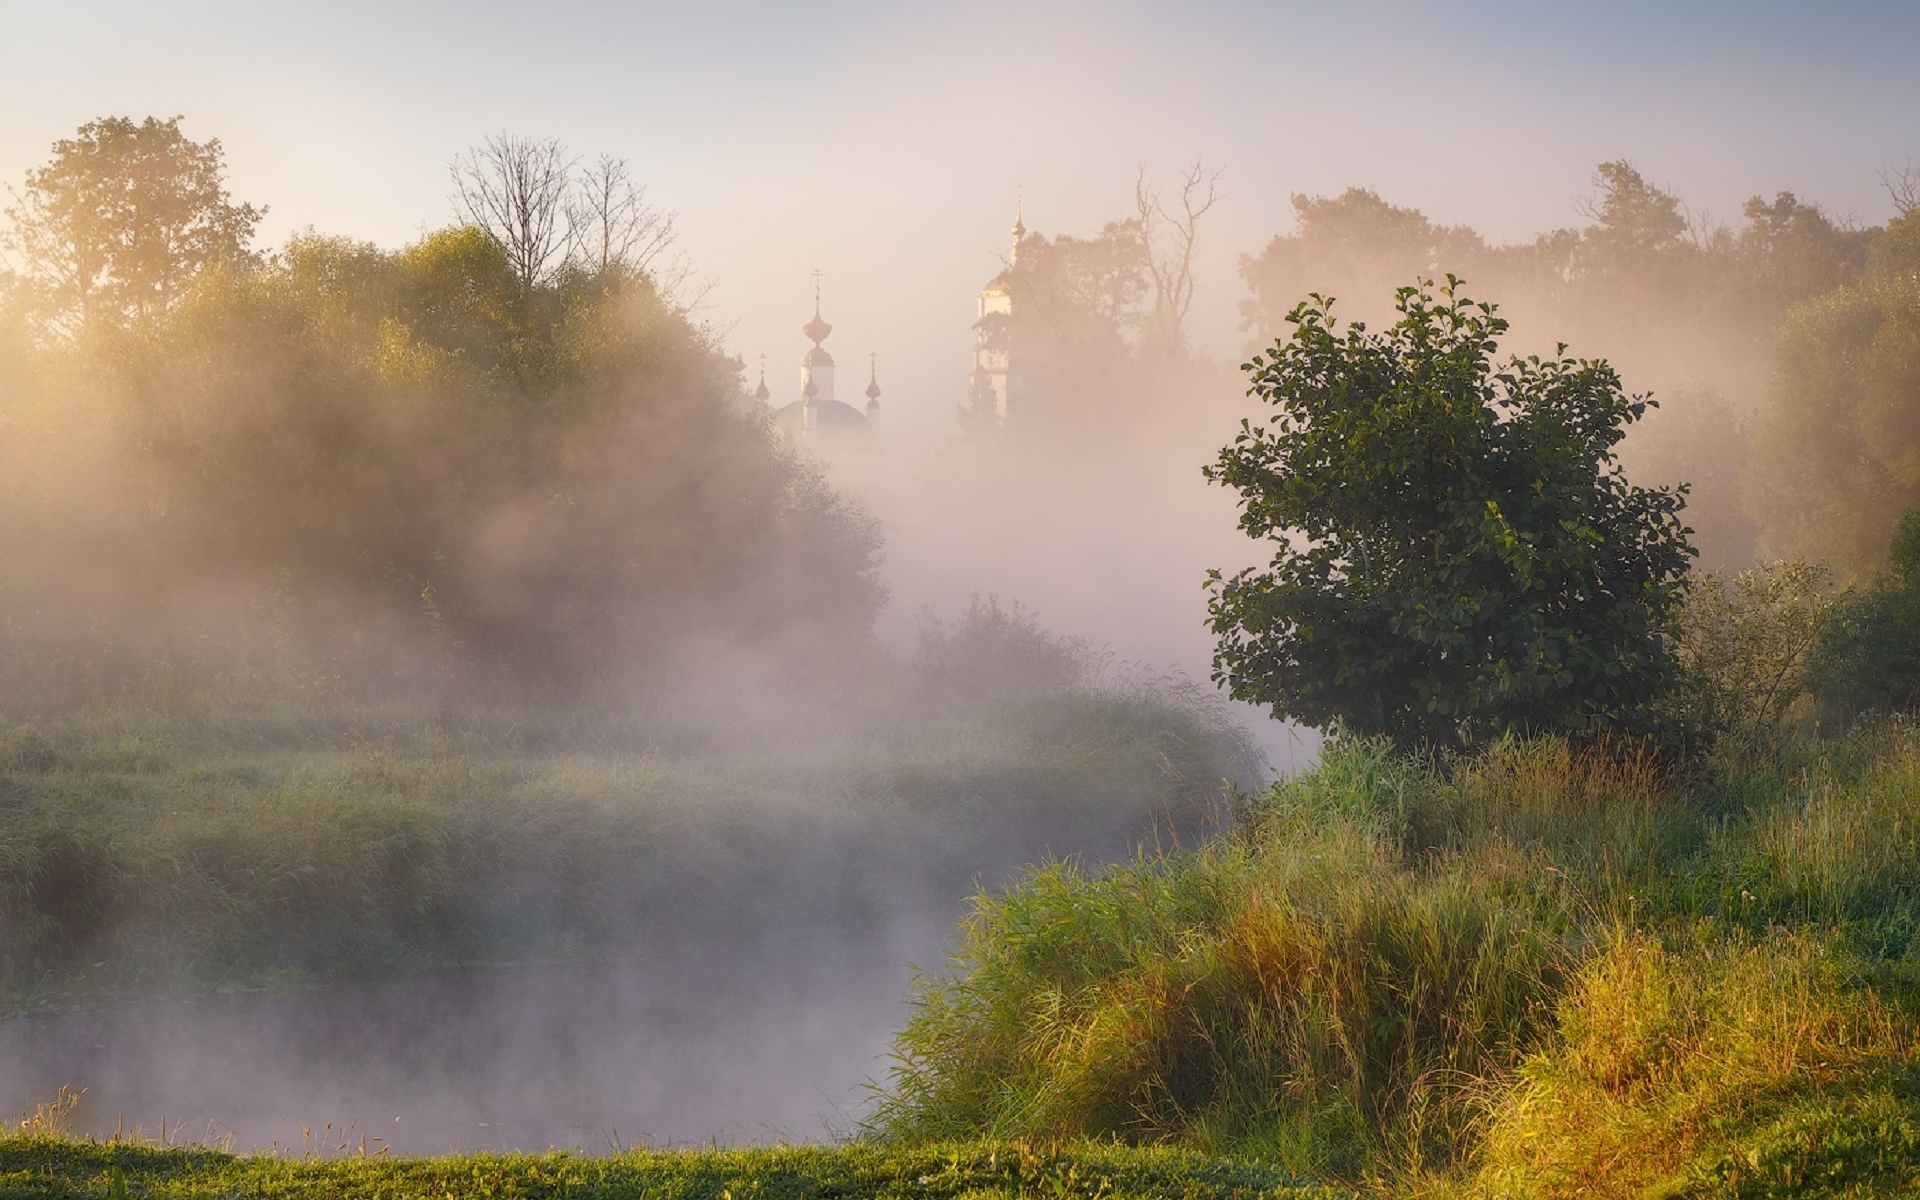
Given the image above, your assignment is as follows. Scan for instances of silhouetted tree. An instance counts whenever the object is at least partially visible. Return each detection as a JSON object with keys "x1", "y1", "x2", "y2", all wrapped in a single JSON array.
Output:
[
  {"x1": 2, "y1": 116, "x2": 262, "y2": 336},
  {"x1": 451, "y1": 134, "x2": 575, "y2": 292}
]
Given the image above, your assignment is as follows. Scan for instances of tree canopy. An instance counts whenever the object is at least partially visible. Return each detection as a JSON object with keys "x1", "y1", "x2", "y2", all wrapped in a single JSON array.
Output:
[
  {"x1": 1206, "y1": 279, "x2": 1694, "y2": 750},
  {"x1": 2, "y1": 116, "x2": 262, "y2": 336},
  {"x1": 0, "y1": 118, "x2": 882, "y2": 707},
  {"x1": 1746, "y1": 208, "x2": 1920, "y2": 581}
]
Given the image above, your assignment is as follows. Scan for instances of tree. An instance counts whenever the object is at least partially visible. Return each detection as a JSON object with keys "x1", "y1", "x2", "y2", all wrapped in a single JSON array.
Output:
[
  {"x1": 1134, "y1": 159, "x2": 1220, "y2": 358},
  {"x1": 1239, "y1": 187, "x2": 1487, "y2": 340},
  {"x1": 1805, "y1": 508, "x2": 1920, "y2": 724},
  {"x1": 2, "y1": 115, "x2": 262, "y2": 335},
  {"x1": 1205, "y1": 279, "x2": 1694, "y2": 751},
  {"x1": 1745, "y1": 246, "x2": 1920, "y2": 582},
  {"x1": 567, "y1": 154, "x2": 676, "y2": 283},
  {"x1": 1673, "y1": 560, "x2": 1833, "y2": 746},
  {"x1": 1578, "y1": 160, "x2": 1691, "y2": 262},
  {"x1": 450, "y1": 134, "x2": 575, "y2": 292},
  {"x1": 971, "y1": 217, "x2": 1148, "y2": 433}
]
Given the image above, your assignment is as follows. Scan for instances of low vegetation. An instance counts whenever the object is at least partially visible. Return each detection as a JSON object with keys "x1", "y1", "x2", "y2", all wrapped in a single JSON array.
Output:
[
  {"x1": 0, "y1": 1129, "x2": 1342, "y2": 1200},
  {"x1": 0, "y1": 662, "x2": 1250, "y2": 1000},
  {"x1": 871, "y1": 732, "x2": 1920, "y2": 1195}
]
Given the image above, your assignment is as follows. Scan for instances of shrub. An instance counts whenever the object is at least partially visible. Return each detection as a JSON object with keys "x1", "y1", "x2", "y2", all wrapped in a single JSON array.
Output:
[
  {"x1": 1672, "y1": 559, "x2": 1834, "y2": 751},
  {"x1": 1806, "y1": 508, "x2": 1920, "y2": 725}
]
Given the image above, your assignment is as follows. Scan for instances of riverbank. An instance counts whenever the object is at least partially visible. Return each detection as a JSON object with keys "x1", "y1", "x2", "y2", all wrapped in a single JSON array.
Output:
[{"x1": 0, "y1": 1134, "x2": 1343, "y2": 1200}]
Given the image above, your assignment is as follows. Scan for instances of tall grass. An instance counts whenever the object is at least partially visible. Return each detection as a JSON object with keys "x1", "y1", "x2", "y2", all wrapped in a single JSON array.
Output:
[
  {"x1": 874, "y1": 731, "x2": 1920, "y2": 1193},
  {"x1": 0, "y1": 678, "x2": 1251, "y2": 997}
]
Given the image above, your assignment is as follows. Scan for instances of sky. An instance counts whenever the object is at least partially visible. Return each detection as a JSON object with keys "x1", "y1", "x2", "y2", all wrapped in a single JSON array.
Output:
[{"x1": 4, "y1": 0, "x2": 1919, "y2": 435}]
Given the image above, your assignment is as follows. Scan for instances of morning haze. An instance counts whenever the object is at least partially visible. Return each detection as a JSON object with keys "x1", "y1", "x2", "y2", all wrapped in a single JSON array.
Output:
[{"x1": 1, "y1": 2, "x2": 1919, "y2": 1191}]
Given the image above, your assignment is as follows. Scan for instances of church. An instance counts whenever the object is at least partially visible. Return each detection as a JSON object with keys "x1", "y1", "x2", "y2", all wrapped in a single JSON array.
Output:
[
  {"x1": 965, "y1": 203, "x2": 1025, "y2": 427},
  {"x1": 761, "y1": 275, "x2": 880, "y2": 449}
]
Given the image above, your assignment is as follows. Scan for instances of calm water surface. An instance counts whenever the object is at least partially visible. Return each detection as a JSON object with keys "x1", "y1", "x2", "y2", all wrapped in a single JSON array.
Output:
[{"x1": 0, "y1": 917, "x2": 950, "y2": 1154}]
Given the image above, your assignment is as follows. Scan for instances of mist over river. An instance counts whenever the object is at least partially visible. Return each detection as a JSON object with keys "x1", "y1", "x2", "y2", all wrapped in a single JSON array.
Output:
[{"x1": 0, "y1": 914, "x2": 952, "y2": 1155}]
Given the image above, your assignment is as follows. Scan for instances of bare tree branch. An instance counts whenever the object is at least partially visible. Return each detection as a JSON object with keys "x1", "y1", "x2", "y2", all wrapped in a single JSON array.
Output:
[
  {"x1": 566, "y1": 154, "x2": 677, "y2": 280},
  {"x1": 451, "y1": 134, "x2": 575, "y2": 291},
  {"x1": 1135, "y1": 158, "x2": 1221, "y2": 356},
  {"x1": 1883, "y1": 157, "x2": 1920, "y2": 216}
]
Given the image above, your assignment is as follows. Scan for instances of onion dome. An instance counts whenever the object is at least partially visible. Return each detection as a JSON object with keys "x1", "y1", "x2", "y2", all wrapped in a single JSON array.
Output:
[
  {"x1": 753, "y1": 354, "x2": 770, "y2": 402},
  {"x1": 803, "y1": 270, "x2": 832, "y2": 345},
  {"x1": 865, "y1": 353, "x2": 881, "y2": 401}
]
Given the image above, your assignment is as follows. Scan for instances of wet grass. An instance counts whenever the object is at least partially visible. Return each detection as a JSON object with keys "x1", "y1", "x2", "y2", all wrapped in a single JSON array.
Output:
[
  {"x1": 0, "y1": 1133, "x2": 1345, "y2": 1199},
  {"x1": 871, "y1": 732, "x2": 1920, "y2": 1196}
]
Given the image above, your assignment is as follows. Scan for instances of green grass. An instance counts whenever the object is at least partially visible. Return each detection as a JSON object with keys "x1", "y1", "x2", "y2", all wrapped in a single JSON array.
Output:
[
  {"x1": 0, "y1": 684, "x2": 1251, "y2": 1000},
  {"x1": 0, "y1": 1134, "x2": 1344, "y2": 1199},
  {"x1": 870, "y1": 732, "x2": 1920, "y2": 1196}
]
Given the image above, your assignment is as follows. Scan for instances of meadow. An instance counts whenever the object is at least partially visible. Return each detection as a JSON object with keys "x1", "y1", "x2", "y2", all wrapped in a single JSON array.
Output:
[
  {"x1": 0, "y1": 672, "x2": 1250, "y2": 1001},
  {"x1": 13, "y1": 725, "x2": 1920, "y2": 1196}
]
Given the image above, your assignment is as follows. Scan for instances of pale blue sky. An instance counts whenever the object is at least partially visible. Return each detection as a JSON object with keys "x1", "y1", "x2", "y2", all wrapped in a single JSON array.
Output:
[{"x1": 5, "y1": 0, "x2": 1918, "y2": 432}]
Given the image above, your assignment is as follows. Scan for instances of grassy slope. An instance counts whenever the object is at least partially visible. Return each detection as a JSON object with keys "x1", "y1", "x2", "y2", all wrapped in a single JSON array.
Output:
[
  {"x1": 871, "y1": 733, "x2": 1920, "y2": 1197},
  {"x1": 0, "y1": 1137, "x2": 1344, "y2": 1199}
]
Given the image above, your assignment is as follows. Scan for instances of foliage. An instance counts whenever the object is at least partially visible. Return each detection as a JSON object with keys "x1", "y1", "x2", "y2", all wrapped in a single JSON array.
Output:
[
  {"x1": 1673, "y1": 559, "x2": 1834, "y2": 749},
  {"x1": 870, "y1": 740, "x2": 1574, "y2": 1179},
  {"x1": 1237, "y1": 188, "x2": 1486, "y2": 333},
  {"x1": 0, "y1": 1136, "x2": 1343, "y2": 1200},
  {"x1": 0, "y1": 670, "x2": 1252, "y2": 995},
  {"x1": 1238, "y1": 164, "x2": 1876, "y2": 573},
  {"x1": 1, "y1": 116, "x2": 262, "y2": 336},
  {"x1": 1239, "y1": 163, "x2": 1868, "y2": 358},
  {"x1": 1206, "y1": 279, "x2": 1694, "y2": 751},
  {"x1": 0, "y1": 127, "x2": 882, "y2": 703},
  {"x1": 1747, "y1": 227, "x2": 1920, "y2": 580},
  {"x1": 963, "y1": 218, "x2": 1148, "y2": 436},
  {"x1": 1476, "y1": 933, "x2": 1920, "y2": 1199},
  {"x1": 911, "y1": 596, "x2": 1095, "y2": 705},
  {"x1": 958, "y1": 168, "x2": 1225, "y2": 441},
  {"x1": 875, "y1": 730, "x2": 1920, "y2": 1192},
  {"x1": 1805, "y1": 508, "x2": 1920, "y2": 724}
]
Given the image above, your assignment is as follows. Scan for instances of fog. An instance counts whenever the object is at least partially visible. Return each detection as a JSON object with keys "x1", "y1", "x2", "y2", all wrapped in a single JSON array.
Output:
[
  {"x1": 1, "y1": 0, "x2": 1916, "y2": 1159},
  {"x1": 1, "y1": 927, "x2": 945, "y2": 1153}
]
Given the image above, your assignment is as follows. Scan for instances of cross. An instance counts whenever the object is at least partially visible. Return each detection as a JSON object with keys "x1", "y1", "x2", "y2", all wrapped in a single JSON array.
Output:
[{"x1": 811, "y1": 268, "x2": 822, "y2": 303}]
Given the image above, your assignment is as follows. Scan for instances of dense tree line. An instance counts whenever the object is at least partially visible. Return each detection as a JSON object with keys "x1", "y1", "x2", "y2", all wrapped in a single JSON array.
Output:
[
  {"x1": 0, "y1": 117, "x2": 881, "y2": 707},
  {"x1": 1235, "y1": 163, "x2": 1920, "y2": 578}
]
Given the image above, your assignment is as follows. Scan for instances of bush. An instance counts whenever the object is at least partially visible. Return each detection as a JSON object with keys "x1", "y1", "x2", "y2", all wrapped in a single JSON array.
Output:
[
  {"x1": 1672, "y1": 559, "x2": 1834, "y2": 751},
  {"x1": 1806, "y1": 509, "x2": 1920, "y2": 725}
]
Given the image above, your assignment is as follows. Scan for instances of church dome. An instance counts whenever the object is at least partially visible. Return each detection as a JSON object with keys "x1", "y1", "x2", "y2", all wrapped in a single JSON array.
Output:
[{"x1": 803, "y1": 302, "x2": 832, "y2": 346}]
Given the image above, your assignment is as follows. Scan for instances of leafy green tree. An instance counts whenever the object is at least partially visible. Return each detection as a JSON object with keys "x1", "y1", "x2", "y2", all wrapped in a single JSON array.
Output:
[
  {"x1": 1206, "y1": 279, "x2": 1694, "y2": 750},
  {"x1": 1745, "y1": 217, "x2": 1920, "y2": 582},
  {"x1": 1239, "y1": 187, "x2": 1487, "y2": 339},
  {"x1": 2, "y1": 116, "x2": 262, "y2": 335},
  {"x1": 1804, "y1": 508, "x2": 1920, "y2": 724}
]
